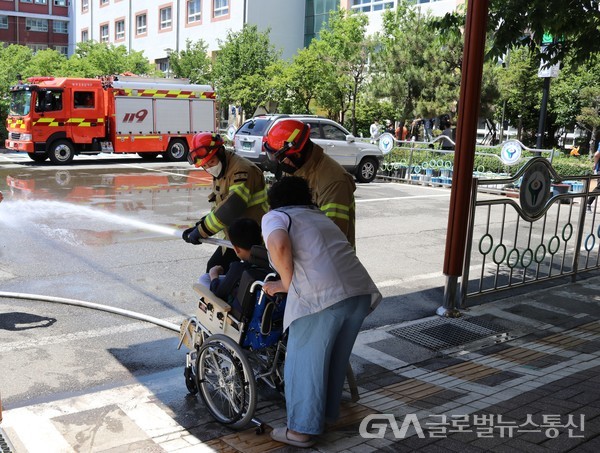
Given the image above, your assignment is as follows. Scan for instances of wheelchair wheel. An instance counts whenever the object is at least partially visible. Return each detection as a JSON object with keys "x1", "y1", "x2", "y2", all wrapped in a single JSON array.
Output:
[{"x1": 195, "y1": 334, "x2": 257, "y2": 429}]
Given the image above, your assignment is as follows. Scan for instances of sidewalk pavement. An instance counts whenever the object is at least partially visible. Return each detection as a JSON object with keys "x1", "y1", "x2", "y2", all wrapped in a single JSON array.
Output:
[{"x1": 2, "y1": 275, "x2": 600, "y2": 452}]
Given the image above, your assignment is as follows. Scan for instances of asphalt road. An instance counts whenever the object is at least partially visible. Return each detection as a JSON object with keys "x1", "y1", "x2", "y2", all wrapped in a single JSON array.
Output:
[{"x1": 0, "y1": 151, "x2": 453, "y2": 409}]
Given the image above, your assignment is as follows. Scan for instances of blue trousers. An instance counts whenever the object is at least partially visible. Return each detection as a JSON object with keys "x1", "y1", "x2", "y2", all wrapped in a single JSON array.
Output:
[{"x1": 284, "y1": 294, "x2": 371, "y2": 435}]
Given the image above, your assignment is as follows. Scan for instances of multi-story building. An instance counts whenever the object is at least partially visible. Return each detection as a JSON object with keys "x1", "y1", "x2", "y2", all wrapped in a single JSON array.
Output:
[
  {"x1": 72, "y1": 0, "x2": 305, "y2": 72},
  {"x1": 0, "y1": 0, "x2": 71, "y2": 55},
  {"x1": 71, "y1": 0, "x2": 462, "y2": 73},
  {"x1": 0, "y1": 1, "x2": 463, "y2": 62},
  {"x1": 352, "y1": 0, "x2": 464, "y2": 36}
]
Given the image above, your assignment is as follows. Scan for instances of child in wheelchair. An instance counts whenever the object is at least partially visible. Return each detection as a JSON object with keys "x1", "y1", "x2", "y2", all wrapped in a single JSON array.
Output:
[
  {"x1": 198, "y1": 217, "x2": 264, "y2": 316},
  {"x1": 178, "y1": 218, "x2": 288, "y2": 430},
  {"x1": 180, "y1": 216, "x2": 284, "y2": 348}
]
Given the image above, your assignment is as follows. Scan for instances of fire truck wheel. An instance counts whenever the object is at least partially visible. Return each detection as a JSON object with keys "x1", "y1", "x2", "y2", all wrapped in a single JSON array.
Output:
[
  {"x1": 138, "y1": 152, "x2": 160, "y2": 160},
  {"x1": 164, "y1": 139, "x2": 189, "y2": 162},
  {"x1": 27, "y1": 152, "x2": 48, "y2": 163},
  {"x1": 48, "y1": 140, "x2": 75, "y2": 165}
]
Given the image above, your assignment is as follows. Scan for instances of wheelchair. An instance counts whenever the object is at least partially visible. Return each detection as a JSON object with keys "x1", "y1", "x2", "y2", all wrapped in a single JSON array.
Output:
[
  {"x1": 177, "y1": 243, "x2": 360, "y2": 433},
  {"x1": 177, "y1": 245, "x2": 287, "y2": 432}
]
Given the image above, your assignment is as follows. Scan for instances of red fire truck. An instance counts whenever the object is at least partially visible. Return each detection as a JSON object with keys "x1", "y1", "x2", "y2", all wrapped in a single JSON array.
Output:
[{"x1": 5, "y1": 76, "x2": 217, "y2": 165}]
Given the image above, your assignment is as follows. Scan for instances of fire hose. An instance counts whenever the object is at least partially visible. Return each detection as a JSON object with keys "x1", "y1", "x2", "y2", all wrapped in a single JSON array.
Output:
[{"x1": 0, "y1": 237, "x2": 233, "y2": 332}]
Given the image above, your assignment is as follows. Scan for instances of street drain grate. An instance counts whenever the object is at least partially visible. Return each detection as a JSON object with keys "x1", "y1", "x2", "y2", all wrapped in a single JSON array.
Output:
[
  {"x1": 0, "y1": 427, "x2": 15, "y2": 453},
  {"x1": 388, "y1": 317, "x2": 507, "y2": 351}
]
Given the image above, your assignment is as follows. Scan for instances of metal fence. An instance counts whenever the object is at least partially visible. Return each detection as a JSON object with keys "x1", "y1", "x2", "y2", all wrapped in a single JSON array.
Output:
[
  {"x1": 373, "y1": 139, "x2": 598, "y2": 311},
  {"x1": 377, "y1": 138, "x2": 553, "y2": 186},
  {"x1": 460, "y1": 159, "x2": 600, "y2": 307}
]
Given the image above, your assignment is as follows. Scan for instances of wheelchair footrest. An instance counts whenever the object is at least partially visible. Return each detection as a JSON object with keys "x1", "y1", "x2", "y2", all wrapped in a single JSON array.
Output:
[{"x1": 178, "y1": 317, "x2": 199, "y2": 350}]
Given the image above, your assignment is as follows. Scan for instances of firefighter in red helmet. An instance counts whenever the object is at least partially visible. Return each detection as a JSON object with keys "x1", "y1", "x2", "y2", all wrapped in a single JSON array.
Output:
[
  {"x1": 182, "y1": 132, "x2": 268, "y2": 272},
  {"x1": 264, "y1": 119, "x2": 357, "y2": 247}
]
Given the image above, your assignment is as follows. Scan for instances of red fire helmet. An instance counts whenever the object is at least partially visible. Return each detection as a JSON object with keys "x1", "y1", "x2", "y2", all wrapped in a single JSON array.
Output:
[
  {"x1": 188, "y1": 133, "x2": 224, "y2": 167},
  {"x1": 263, "y1": 119, "x2": 310, "y2": 161}
]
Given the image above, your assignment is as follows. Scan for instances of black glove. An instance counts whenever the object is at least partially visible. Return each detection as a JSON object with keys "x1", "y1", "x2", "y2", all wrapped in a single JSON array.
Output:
[{"x1": 182, "y1": 226, "x2": 202, "y2": 245}]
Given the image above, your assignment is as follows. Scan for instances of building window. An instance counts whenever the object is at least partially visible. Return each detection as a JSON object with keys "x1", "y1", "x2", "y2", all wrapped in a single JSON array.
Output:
[
  {"x1": 187, "y1": 0, "x2": 201, "y2": 23},
  {"x1": 0, "y1": 16, "x2": 8, "y2": 30},
  {"x1": 305, "y1": 0, "x2": 338, "y2": 46},
  {"x1": 100, "y1": 0, "x2": 109, "y2": 6},
  {"x1": 160, "y1": 6, "x2": 172, "y2": 30},
  {"x1": 136, "y1": 13, "x2": 147, "y2": 35},
  {"x1": 82, "y1": 0, "x2": 89, "y2": 12},
  {"x1": 53, "y1": 21, "x2": 68, "y2": 34},
  {"x1": 81, "y1": 29, "x2": 89, "y2": 41},
  {"x1": 54, "y1": 45, "x2": 68, "y2": 56},
  {"x1": 20, "y1": 0, "x2": 33, "y2": 4},
  {"x1": 34, "y1": 0, "x2": 47, "y2": 4},
  {"x1": 350, "y1": 0, "x2": 394, "y2": 12},
  {"x1": 115, "y1": 19, "x2": 125, "y2": 41},
  {"x1": 156, "y1": 57, "x2": 169, "y2": 74},
  {"x1": 100, "y1": 24, "x2": 109, "y2": 42},
  {"x1": 26, "y1": 18, "x2": 49, "y2": 32},
  {"x1": 54, "y1": 0, "x2": 68, "y2": 6},
  {"x1": 213, "y1": 0, "x2": 229, "y2": 18},
  {"x1": 28, "y1": 44, "x2": 48, "y2": 53}
]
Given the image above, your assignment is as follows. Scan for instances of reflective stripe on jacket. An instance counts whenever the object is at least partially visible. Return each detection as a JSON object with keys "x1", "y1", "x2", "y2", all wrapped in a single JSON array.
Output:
[
  {"x1": 294, "y1": 144, "x2": 356, "y2": 247},
  {"x1": 198, "y1": 150, "x2": 267, "y2": 238}
]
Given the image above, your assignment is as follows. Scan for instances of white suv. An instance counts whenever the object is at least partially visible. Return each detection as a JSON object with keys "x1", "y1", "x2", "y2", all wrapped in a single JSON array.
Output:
[{"x1": 233, "y1": 115, "x2": 383, "y2": 183}]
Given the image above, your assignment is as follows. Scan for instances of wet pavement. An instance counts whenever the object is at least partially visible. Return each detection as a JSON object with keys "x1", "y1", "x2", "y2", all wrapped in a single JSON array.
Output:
[
  {"x1": 2, "y1": 150, "x2": 599, "y2": 452},
  {"x1": 2, "y1": 274, "x2": 600, "y2": 452}
]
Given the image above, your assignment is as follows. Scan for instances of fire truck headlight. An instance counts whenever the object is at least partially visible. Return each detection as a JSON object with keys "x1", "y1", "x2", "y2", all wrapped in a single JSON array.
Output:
[{"x1": 20, "y1": 133, "x2": 32, "y2": 141}]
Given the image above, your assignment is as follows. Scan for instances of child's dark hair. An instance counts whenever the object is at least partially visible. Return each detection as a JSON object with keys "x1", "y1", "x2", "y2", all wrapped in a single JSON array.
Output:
[
  {"x1": 268, "y1": 176, "x2": 313, "y2": 209},
  {"x1": 228, "y1": 218, "x2": 262, "y2": 250}
]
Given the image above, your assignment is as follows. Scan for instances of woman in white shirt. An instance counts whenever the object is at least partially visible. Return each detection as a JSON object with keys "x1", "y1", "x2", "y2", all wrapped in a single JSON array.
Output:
[{"x1": 262, "y1": 176, "x2": 381, "y2": 448}]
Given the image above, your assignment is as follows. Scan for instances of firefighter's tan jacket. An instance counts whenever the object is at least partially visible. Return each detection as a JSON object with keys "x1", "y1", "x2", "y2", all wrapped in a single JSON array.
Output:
[
  {"x1": 294, "y1": 143, "x2": 356, "y2": 247},
  {"x1": 197, "y1": 150, "x2": 268, "y2": 238}
]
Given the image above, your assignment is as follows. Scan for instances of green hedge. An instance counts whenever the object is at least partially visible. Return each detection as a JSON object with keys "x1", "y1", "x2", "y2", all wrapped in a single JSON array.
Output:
[{"x1": 383, "y1": 146, "x2": 592, "y2": 177}]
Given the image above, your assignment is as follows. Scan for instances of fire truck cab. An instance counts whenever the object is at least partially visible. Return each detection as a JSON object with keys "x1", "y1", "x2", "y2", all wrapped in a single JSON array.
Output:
[{"x1": 5, "y1": 76, "x2": 217, "y2": 165}]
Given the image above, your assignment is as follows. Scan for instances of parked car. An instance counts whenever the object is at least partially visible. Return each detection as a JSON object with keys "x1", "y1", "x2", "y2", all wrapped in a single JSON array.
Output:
[{"x1": 233, "y1": 114, "x2": 384, "y2": 183}]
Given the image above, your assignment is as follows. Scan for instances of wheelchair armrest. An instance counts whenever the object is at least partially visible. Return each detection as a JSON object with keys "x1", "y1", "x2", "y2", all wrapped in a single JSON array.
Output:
[
  {"x1": 193, "y1": 283, "x2": 231, "y2": 313},
  {"x1": 192, "y1": 284, "x2": 242, "y2": 342}
]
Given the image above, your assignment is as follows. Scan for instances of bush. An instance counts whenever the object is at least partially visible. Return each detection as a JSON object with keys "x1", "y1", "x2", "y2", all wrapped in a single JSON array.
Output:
[{"x1": 383, "y1": 145, "x2": 593, "y2": 178}]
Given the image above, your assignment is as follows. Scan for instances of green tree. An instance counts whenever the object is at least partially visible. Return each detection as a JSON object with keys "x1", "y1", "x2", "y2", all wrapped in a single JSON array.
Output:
[
  {"x1": 0, "y1": 45, "x2": 32, "y2": 85},
  {"x1": 552, "y1": 54, "x2": 600, "y2": 153},
  {"x1": 370, "y1": 4, "x2": 432, "y2": 124},
  {"x1": 124, "y1": 49, "x2": 155, "y2": 76},
  {"x1": 0, "y1": 45, "x2": 33, "y2": 140},
  {"x1": 312, "y1": 9, "x2": 371, "y2": 133},
  {"x1": 277, "y1": 47, "x2": 325, "y2": 114},
  {"x1": 495, "y1": 47, "x2": 543, "y2": 146},
  {"x1": 64, "y1": 41, "x2": 153, "y2": 78},
  {"x1": 416, "y1": 14, "x2": 464, "y2": 121},
  {"x1": 487, "y1": 0, "x2": 600, "y2": 66},
  {"x1": 24, "y1": 49, "x2": 67, "y2": 77},
  {"x1": 576, "y1": 86, "x2": 600, "y2": 155},
  {"x1": 372, "y1": 2, "x2": 498, "y2": 133},
  {"x1": 168, "y1": 39, "x2": 212, "y2": 84},
  {"x1": 212, "y1": 25, "x2": 280, "y2": 117}
]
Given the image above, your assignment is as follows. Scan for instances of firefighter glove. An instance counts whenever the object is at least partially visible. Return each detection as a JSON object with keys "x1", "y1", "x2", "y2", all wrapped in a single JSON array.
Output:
[{"x1": 182, "y1": 226, "x2": 202, "y2": 245}]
